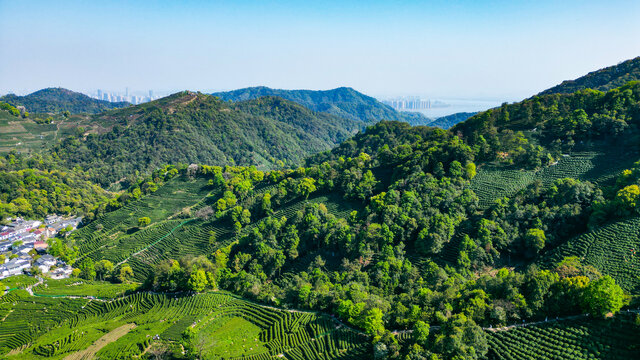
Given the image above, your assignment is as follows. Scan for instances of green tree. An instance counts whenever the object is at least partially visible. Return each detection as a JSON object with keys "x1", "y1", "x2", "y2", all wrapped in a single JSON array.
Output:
[
  {"x1": 208, "y1": 231, "x2": 217, "y2": 246},
  {"x1": 361, "y1": 308, "x2": 385, "y2": 337},
  {"x1": 524, "y1": 228, "x2": 546, "y2": 256},
  {"x1": 412, "y1": 320, "x2": 430, "y2": 348},
  {"x1": 465, "y1": 162, "x2": 477, "y2": 179},
  {"x1": 188, "y1": 269, "x2": 208, "y2": 292},
  {"x1": 582, "y1": 275, "x2": 625, "y2": 317},
  {"x1": 616, "y1": 184, "x2": 640, "y2": 215},
  {"x1": 449, "y1": 160, "x2": 463, "y2": 177},
  {"x1": 95, "y1": 259, "x2": 114, "y2": 281},
  {"x1": 138, "y1": 217, "x2": 151, "y2": 227},
  {"x1": 78, "y1": 258, "x2": 96, "y2": 280},
  {"x1": 433, "y1": 314, "x2": 487, "y2": 360},
  {"x1": 118, "y1": 264, "x2": 134, "y2": 283},
  {"x1": 297, "y1": 177, "x2": 317, "y2": 199}
]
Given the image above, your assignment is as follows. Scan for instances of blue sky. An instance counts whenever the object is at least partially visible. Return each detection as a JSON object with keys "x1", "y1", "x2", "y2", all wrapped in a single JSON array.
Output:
[{"x1": 1, "y1": 0, "x2": 639, "y2": 100}]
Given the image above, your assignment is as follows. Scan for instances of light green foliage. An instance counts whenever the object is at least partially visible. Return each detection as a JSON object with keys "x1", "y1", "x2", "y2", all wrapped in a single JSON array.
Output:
[
  {"x1": 188, "y1": 269, "x2": 208, "y2": 292},
  {"x1": 412, "y1": 320, "x2": 430, "y2": 348},
  {"x1": 297, "y1": 177, "x2": 317, "y2": 199},
  {"x1": 616, "y1": 184, "x2": 640, "y2": 215},
  {"x1": 582, "y1": 275, "x2": 626, "y2": 317},
  {"x1": 465, "y1": 161, "x2": 477, "y2": 179},
  {"x1": 118, "y1": 264, "x2": 134, "y2": 283},
  {"x1": 361, "y1": 308, "x2": 385, "y2": 337},
  {"x1": 78, "y1": 258, "x2": 96, "y2": 280},
  {"x1": 525, "y1": 228, "x2": 546, "y2": 255},
  {"x1": 94, "y1": 259, "x2": 114, "y2": 281},
  {"x1": 137, "y1": 216, "x2": 151, "y2": 227}
]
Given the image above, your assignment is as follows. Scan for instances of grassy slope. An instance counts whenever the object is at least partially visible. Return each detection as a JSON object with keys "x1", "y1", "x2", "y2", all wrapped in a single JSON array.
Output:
[
  {"x1": 0, "y1": 108, "x2": 112, "y2": 154},
  {"x1": 33, "y1": 278, "x2": 139, "y2": 298},
  {"x1": 0, "y1": 111, "x2": 57, "y2": 153}
]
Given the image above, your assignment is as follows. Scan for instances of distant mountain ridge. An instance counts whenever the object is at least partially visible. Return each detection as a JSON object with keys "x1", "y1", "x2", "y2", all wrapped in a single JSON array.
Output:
[
  {"x1": 0, "y1": 87, "x2": 130, "y2": 114},
  {"x1": 52, "y1": 91, "x2": 362, "y2": 186},
  {"x1": 539, "y1": 56, "x2": 640, "y2": 95},
  {"x1": 429, "y1": 112, "x2": 478, "y2": 129},
  {"x1": 212, "y1": 86, "x2": 431, "y2": 125}
]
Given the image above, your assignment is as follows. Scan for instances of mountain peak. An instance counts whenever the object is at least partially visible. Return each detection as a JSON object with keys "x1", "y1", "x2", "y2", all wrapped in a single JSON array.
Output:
[{"x1": 211, "y1": 86, "x2": 429, "y2": 124}]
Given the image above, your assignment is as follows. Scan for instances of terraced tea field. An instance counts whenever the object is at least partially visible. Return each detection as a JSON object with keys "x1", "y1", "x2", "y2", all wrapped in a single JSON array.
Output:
[
  {"x1": 71, "y1": 173, "x2": 360, "y2": 281},
  {"x1": 0, "y1": 111, "x2": 100, "y2": 153},
  {"x1": 33, "y1": 278, "x2": 139, "y2": 298},
  {"x1": 471, "y1": 151, "x2": 638, "y2": 209},
  {"x1": 484, "y1": 312, "x2": 640, "y2": 360},
  {"x1": 72, "y1": 175, "x2": 215, "y2": 276},
  {"x1": 541, "y1": 216, "x2": 640, "y2": 292},
  {"x1": 0, "y1": 112, "x2": 57, "y2": 153},
  {"x1": 0, "y1": 290, "x2": 370, "y2": 359}
]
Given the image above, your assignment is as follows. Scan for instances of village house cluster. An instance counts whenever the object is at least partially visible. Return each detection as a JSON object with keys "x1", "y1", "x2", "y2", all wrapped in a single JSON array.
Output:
[{"x1": 0, "y1": 215, "x2": 81, "y2": 280}]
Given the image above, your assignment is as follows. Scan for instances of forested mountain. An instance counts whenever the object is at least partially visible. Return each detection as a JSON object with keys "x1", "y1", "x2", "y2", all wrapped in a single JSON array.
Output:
[
  {"x1": 212, "y1": 86, "x2": 431, "y2": 125},
  {"x1": 10, "y1": 80, "x2": 632, "y2": 359},
  {"x1": 51, "y1": 91, "x2": 362, "y2": 186},
  {"x1": 429, "y1": 111, "x2": 478, "y2": 129},
  {"x1": 0, "y1": 88, "x2": 130, "y2": 114},
  {"x1": 3, "y1": 61, "x2": 640, "y2": 360},
  {"x1": 540, "y1": 56, "x2": 640, "y2": 95},
  {"x1": 454, "y1": 81, "x2": 640, "y2": 161},
  {"x1": 0, "y1": 154, "x2": 110, "y2": 221}
]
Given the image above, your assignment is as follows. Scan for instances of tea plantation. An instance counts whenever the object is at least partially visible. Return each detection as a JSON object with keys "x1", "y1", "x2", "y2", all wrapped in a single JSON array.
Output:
[
  {"x1": 69, "y1": 173, "x2": 359, "y2": 282},
  {"x1": 484, "y1": 313, "x2": 640, "y2": 360},
  {"x1": 541, "y1": 216, "x2": 640, "y2": 292},
  {"x1": 0, "y1": 290, "x2": 370, "y2": 359},
  {"x1": 470, "y1": 151, "x2": 636, "y2": 209}
]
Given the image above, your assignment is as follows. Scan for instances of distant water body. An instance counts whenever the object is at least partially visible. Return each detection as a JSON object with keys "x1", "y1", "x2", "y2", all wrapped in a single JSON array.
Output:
[{"x1": 406, "y1": 99, "x2": 504, "y2": 118}]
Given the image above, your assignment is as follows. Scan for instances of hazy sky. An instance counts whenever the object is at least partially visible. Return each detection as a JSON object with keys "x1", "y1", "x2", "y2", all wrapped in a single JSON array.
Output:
[{"x1": 1, "y1": 0, "x2": 639, "y2": 100}]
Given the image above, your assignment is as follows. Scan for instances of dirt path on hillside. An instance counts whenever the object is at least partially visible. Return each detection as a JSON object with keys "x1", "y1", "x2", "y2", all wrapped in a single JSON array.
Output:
[
  {"x1": 25, "y1": 277, "x2": 43, "y2": 296},
  {"x1": 63, "y1": 323, "x2": 136, "y2": 360}
]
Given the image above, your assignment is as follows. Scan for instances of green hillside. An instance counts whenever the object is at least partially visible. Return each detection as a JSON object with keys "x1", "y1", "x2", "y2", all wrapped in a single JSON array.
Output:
[
  {"x1": 3, "y1": 61, "x2": 640, "y2": 360},
  {"x1": 541, "y1": 216, "x2": 640, "y2": 292},
  {"x1": 52, "y1": 92, "x2": 362, "y2": 186},
  {"x1": 0, "y1": 290, "x2": 370, "y2": 359},
  {"x1": 429, "y1": 111, "x2": 478, "y2": 129},
  {"x1": 540, "y1": 56, "x2": 640, "y2": 95},
  {"x1": 212, "y1": 86, "x2": 431, "y2": 125},
  {"x1": 0, "y1": 88, "x2": 130, "y2": 114},
  {"x1": 484, "y1": 313, "x2": 640, "y2": 360},
  {"x1": 0, "y1": 104, "x2": 103, "y2": 154}
]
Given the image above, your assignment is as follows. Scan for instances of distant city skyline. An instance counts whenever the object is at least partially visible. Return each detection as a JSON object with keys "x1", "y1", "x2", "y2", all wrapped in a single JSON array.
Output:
[{"x1": 1, "y1": 1, "x2": 639, "y2": 101}]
